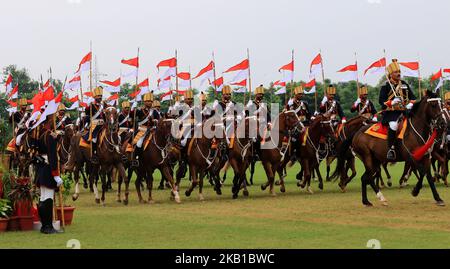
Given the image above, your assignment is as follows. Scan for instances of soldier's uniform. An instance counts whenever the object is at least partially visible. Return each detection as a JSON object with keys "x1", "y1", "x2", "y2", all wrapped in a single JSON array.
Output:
[
  {"x1": 199, "y1": 92, "x2": 212, "y2": 119},
  {"x1": 319, "y1": 85, "x2": 346, "y2": 123},
  {"x1": 350, "y1": 86, "x2": 378, "y2": 121},
  {"x1": 444, "y1": 92, "x2": 450, "y2": 142},
  {"x1": 288, "y1": 86, "x2": 311, "y2": 125},
  {"x1": 132, "y1": 92, "x2": 159, "y2": 165},
  {"x1": 83, "y1": 86, "x2": 105, "y2": 163},
  {"x1": 179, "y1": 90, "x2": 195, "y2": 147},
  {"x1": 246, "y1": 85, "x2": 270, "y2": 155},
  {"x1": 55, "y1": 104, "x2": 73, "y2": 131},
  {"x1": 212, "y1": 85, "x2": 236, "y2": 146},
  {"x1": 33, "y1": 115, "x2": 63, "y2": 234},
  {"x1": 7, "y1": 98, "x2": 29, "y2": 151},
  {"x1": 118, "y1": 101, "x2": 132, "y2": 129},
  {"x1": 379, "y1": 59, "x2": 416, "y2": 160},
  {"x1": 152, "y1": 100, "x2": 163, "y2": 119}
]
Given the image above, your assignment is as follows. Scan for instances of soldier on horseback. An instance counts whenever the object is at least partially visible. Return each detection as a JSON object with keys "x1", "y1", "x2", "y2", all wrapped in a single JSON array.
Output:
[
  {"x1": 83, "y1": 86, "x2": 105, "y2": 164},
  {"x1": 212, "y1": 85, "x2": 236, "y2": 145},
  {"x1": 351, "y1": 85, "x2": 378, "y2": 121},
  {"x1": 55, "y1": 104, "x2": 73, "y2": 131},
  {"x1": 118, "y1": 100, "x2": 132, "y2": 129},
  {"x1": 153, "y1": 100, "x2": 162, "y2": 118},
  {"x1": 199, "y1": 92, "x2": 212, "y2": 119},
  {"x1": 8, "y1": 98, "x2": 30, "y2": 151},
  {"x1": 288, "y1": 85, "x2": 311, "y2": 125},
  {"x1": 379, "y1": 59, "x2": 416, "y2": 161},
  {"x1": 131, "y1": 92, "x2": 159, "y2": 166},
  {"x1": 246, "y1": 85, "x2": 270, "y2": 156},
  {"x1": 320, "y1": 85, "x2": 346, "y2": 123}
]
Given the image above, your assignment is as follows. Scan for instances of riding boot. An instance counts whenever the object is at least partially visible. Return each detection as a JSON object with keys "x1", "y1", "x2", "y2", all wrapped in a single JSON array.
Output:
[
  {"x1": 386, "y1": 128, "x2": 397, "y2": 161},
  {"x1": 91, "y1": 142, "x2": 99, "y2": 164},
  {"x1": 41, "y1": 199, "x2": 57, "y2": 234}
]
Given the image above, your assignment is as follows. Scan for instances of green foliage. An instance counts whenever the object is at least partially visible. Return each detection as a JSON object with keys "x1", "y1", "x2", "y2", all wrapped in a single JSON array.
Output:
[
  {"x1": 61, "y1": 174, "x2": 72, "y2": 206},
  {"x1": 0, "y1": 198, "x2": 12, "y2": 219}
]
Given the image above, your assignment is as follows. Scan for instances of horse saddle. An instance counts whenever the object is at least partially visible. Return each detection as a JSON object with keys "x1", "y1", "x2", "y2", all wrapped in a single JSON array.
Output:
[{"x1": 365, "y1": 118, "x2": 407, "y2": 140}]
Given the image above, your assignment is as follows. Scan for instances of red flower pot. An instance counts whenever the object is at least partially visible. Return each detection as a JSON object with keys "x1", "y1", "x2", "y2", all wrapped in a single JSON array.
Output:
[
  {"x1": 56, "y1": 206, "x2": 76, "y2": 226},
  {"x1": 0, "y1": 217, "x2": 8, "y2": 232},
  {"x1": 7, "y1": 216, "x2": 20, "y2": 231},
  {"x1": 18, "y1": 215, "x2": 34, "y2": 231}
]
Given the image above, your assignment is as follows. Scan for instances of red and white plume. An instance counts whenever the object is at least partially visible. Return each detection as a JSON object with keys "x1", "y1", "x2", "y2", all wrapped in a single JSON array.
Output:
[
  {"x1": 337, "y1": 63, "x2": 358, "y2": 82},
  {"x1": 364, "y1": 57, "x2": 386, "y2": 76},
  {"x1": 399, "y1": 62, "x2": 419, "y2": 78}
]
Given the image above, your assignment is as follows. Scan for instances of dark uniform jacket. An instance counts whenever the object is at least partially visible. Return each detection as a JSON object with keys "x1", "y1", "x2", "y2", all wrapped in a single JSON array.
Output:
[
  {"x1": 133, "y1": 107, "x2": 160, "y2": 128},
  {"x1": 34, "y1": 128, "x2": 59, "y2": 190},
  {"x1": 351, "y1": 100, "x2": 377, "y2": 116},
  {"x1": 84, "y1": 102, "x2": 104, "y2": 123},
  {"x1": 379, "y1": 80, "x2": 416, "y2": 124},
  {"x1": 55, "y1": 115, "x2": 73, "y2": 130},
  {"x1": 319, "y1": 99, "x2": 345, "y2": 120},
  {"x1": 118, "y1": 112, "x2": 132, "y2": 128},
  {"x1": 288, "y1": 98, "x2": 311, "y2": 124}
]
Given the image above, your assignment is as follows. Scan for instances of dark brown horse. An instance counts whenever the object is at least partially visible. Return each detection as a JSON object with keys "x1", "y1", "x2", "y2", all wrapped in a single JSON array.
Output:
[
  {"x1": 133, "y1": 118, "x2": 181, "y2": 204},
  {"x1": 259, "y1": 109, "x2": 302, "y2": 195},
  {"x1": 331, "y1": 92, "x2": 447, "y2": 206}
]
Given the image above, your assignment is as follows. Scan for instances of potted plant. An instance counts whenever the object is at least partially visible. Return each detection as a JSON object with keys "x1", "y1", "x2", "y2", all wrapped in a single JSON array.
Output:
[
  {"x1": 7, "y1": 176, "x2": 37, "y2": 231},
  {"x1": 0, "y1": 198, "x2": 12, "y2": 232},
  {"x1": 56, "y1": 174, "x2": 76, "y2": 225}
]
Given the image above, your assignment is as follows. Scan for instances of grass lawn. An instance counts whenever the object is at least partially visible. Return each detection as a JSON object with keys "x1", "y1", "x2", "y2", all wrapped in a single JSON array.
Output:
[{"x1": 1, "y1": 161, "x2": 450, "y2": 249}]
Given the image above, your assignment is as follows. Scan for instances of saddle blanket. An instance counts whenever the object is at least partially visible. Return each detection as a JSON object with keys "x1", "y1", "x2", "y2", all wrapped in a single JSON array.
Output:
[{"x1": 364, "y1": 119, "x2": 407, "y2": 140}]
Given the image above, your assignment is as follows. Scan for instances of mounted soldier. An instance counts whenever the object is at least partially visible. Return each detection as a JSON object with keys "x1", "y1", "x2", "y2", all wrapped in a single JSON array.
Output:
[
  {"x1": 153, "y1": 100, "x2": 162, "y2": 119},
  {"x1": 320, "y1": 84, "x2": 346, "y2": 123},
  {"x1": 351, "y1": 85, "x2": 378, "y2": 121},
  {"x1": 245, "y1": 85, "x2": 270, "y2": 155},
  {"x1": 118, "y1": 100, "x2": 132, "y2": 129},
  {"x1": 212, "y1": 85, "x2": 236, "y2": 146},
  {"x1": 83, "y1": 86, "x2": 105, "y2": 164},
  {"x1": 55, "y1": 104, "x2": 73, "y2": 132},
  {"x1": 288, "y1": 85, "x2": 311, "y2": 125},
  {"x1": 379, "y1": 59, "x2": 416, "y2": 161},
  {"x1": 199, "y1": 92, "x2": 212, "y2": 119},
  {"x1": 131, "y1": 92, "x2": 159, "y2": 166}
]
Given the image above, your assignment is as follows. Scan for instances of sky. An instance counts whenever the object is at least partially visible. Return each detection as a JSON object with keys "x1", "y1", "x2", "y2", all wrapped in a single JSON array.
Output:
[{"x1": 1, "y1": 0, "x2": 448, "y2": 95}]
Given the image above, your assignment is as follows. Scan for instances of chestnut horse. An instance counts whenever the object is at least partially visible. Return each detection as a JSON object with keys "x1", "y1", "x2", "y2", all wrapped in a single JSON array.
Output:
[{"x1": 331, "y1": 91, "x2": 447, "y2": 206}]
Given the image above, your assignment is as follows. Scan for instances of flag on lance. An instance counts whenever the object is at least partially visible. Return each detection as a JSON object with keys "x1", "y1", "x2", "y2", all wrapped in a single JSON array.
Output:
[
  {"x1": 399, "y1": 62, "x2": 419, "y2": 78},
  {"x1": 75, "y1": 52, "x2": 92, "y2": 75},
  {"x1": 279, "y1": 60, "x2": 294, "y2": 82},
  {"x1": 8, "y1": 85, "x2": 18, "y2": 100},
  {"x1": 309, "y1": 53, "x2": 322, "y2": 78},
  {"x1": 303, "y1": 78, "x2": 316, "y2": 94},
  {"x1": 138, "y1": 78, "x2": 150, "y2": 95},
  {"x1": 5, "y1": 74, "x2": 13, "y2": 95},
  {"x1": 107, "y1": 93, "x2": 119, "y2": 106},
  {"x1": 67, "y1": 95, "x2": 80, "y2": 110},
  {"x1": 273, "y1": 80, "x2": 287, "y2": 95},
  {"x1": 177, "y1": 72, "x2": 191, "y2": 88},
  {"x1": 364, "y1": 57, "x2": 386, "y2": 75},
  {"x1": 444, "y1": 68, "x2": 450, "y2": 80},
  {"x1": 100, "y1": 77, "x2": 121, "y2": 93},
  {"x1": 212, "y1": 77, "x2": 224, "y2": 92},
  {"x1": 337, "y1": 63, "x2": 358, "y2": 82},
  {"x1": 157, "y1": 57, "x2": 177, "y2": 79},
  {"x1": 193, "y1": 61, "x2": 214, "y2": 80},
  {"x1": 121, "y1": 57, "x2": 139, "y2": 68},
  {"x1": 431, "y1": 69, "x2": 442, "y2": 81},
  {"x1": 224, "y1": 59, "x2": 249, "y2": 73},
  {"x1": 64, "y1": 75, "x2": 81, "y2": 91},
  {"x1": 161, "y1": 90, "x2": 173, "y2": 102}
]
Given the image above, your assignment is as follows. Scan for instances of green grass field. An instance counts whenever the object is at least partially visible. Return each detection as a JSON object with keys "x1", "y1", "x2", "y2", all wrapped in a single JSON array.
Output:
[{"x1": 1, "y1": 161, "x2": 450, "y2": 249}]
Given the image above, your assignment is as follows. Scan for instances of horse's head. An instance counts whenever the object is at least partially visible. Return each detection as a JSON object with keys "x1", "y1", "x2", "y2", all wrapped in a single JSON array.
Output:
[
  {"x1": 279, "y1": 109, "x2": 302, "y2": 136},
  {"x1": 104, "y1": 107, "x2": 119, "y2": 134},
  {"x1": 412, "y1": 90, "x2": 446, "y2": 129},
  {"x1": 310, "y1": 114, "x2": 337, "y2": 143}
]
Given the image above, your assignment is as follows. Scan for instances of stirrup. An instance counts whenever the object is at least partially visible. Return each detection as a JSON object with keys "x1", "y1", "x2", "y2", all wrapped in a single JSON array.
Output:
[
  {"x1": 386, "y1": 149, "x2": 396, "y2": 161},
  {"x1": 131, "y1": 159, "x2": 139, "y2": 167}
]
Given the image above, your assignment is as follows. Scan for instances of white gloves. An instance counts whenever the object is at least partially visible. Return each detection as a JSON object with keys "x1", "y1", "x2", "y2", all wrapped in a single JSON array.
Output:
[
  {"x1": 54, "y1": 176, "x2": 63, "y2": 187},
  {"x1": 373, "y1": 116, "x2": 378, "y2": 122},
  {"x1": 354, "y1": 98, "x2": 361, "y2": 106},
  {"x1": 341, "y1": 117, "x2": 347, "y2": 124},
  {"x1": 287, "y1": 99, "x2": 294, "y2": 106},
  {"x1": 392, "y1": 97, "x2": 401, "y2": 106},
  {"x1": 406, "y1": 102, "x2": 413, "y2": 110},
  {"x1": 321, "y1": 96, "x2": 328, "y2": 105}
]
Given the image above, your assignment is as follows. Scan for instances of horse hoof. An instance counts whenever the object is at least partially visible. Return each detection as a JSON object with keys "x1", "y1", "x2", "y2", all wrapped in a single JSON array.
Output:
[
  {"x1": 280, "y1": 186, "x2": 286, "y2": 193},
  {"x1": 436, "y1": 200, "x2": 445, "y2": 207},
  {"x1": 102, "y1": 203, "x2": 106, "y2": 207},
  {"x1": 209, "y1": 180, "x2": 215, "y2": 186},
  {"x1": 215, "y1": 188, "x2": 222, "y2": 195},
  {"x1": 72, "y1": 194, "x2": 79, "y2": 201},
  {"x1": 270, "y1": 191, "x2": 277, "y2": 197},
  {"x1": 318, "y1": 183, "x2": 323, "y2": 190},
  {"x1": 340, "y1": 188, "x2": 346, "y2": 193},
  {"x1": 381, "y1": 201, "x2": 389, "y2": 206},
  {"x1": 185, "y1": 190, "x2": 191, "y2": 197},
  {"x1": 139, "y1": 199, "x2": 145, "y2": 204},
  {"x1": 387, "y1": 182, "x2": 392, "y2": 187},
  {"x1": 261, "y1": 185, "x2": 267, "y2": 191},
  {"x1": 174, "y1": 196, "x2": 181, "y2": 204},
  {"x1": 158, "y1": 185, "x2": 164, "y2": 190},
  {"x1": 232, "y1": 193, "x2": 238, "y2": 199},
  {"x1": 243, "y1": 190, "x2": 249, "y2": 197},
  {"x1": 116, "y1": 199, "x2": 122, "y2": 203},
  {"x1": 123, "y1": 200, "x2": 129, "y2": 206},
  {"x1": 411, "y1": 189, "x2": 419, "y2": 197},
  {"x1": 95, "y1": 198, "x2": 100, "y2": 204},
  {"x1": 83, "y1": 183, "x2": 88, "y2": 189},
  {"x1": 364, "y1": 203, "x2": 373, "y2": 207},
  {"x1": 307, "y1": 187, "x2": 314, "y2": 194},
  {"x1": 275, "y1": 180, "x2": 281, "y2": 186},
  {"x1": 148, "y1": 199, "x2": 155, "y2": 204},
  {"x1": 199, "y1": 194, "x2": 205, "y2": 201}
]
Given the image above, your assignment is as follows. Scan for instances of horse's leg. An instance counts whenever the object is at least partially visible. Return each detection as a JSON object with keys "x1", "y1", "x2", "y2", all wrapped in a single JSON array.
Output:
[
  {"x1": 316, "y1": 164, "x2": 324, "y2": 191},
  {"x1": 326, "y1": 157, "x2": 332, "y2": 182},
  {"x1": 383, "y1": 163, "x2": 392, "y2": 187},
  {"x1": 399, "y1": 163, "x2": 411, "y2": 188},
  {"x1": 185, "y1": 164, "x2": 198, "y2": 197},
  {"x1": 116, "y1": 164, "x2": 129, "y2": 205},
  {"x1": 426, "y1": 168, "x2": 445, "y2": 206},
  {"x1": 135, "y1": 169, "x2": 144, "y2": 203},
  {"x1": 249, "y1": 159, "x2": 256, "y2": 186},
  {"x1": 100, "y1": 170, "x2": 107, "y2": 206},
  {"x1": 199, "y1": 170, "x2": 205, "y2": 201},
  {"x1": 161, "y1": 165, "x2": 180, "y2": 203},
  {"x1": 117, "y1": 167, "x2": 124, "y2": 203},
  {"x1": 367, "y1": 166, "x2": 388, "y2": 206},
  {"x1": 260, "y1": 161, "x2": 272, "y2": 192},
  {"x1": 277, "y1": 167, "x2": 286, "y2": 193},
  {"x1": 296, "y1": 166, "x2": 304, "y2": 187},
  {"x1": 91, "y1": 165, "x2": 100, "y2": 204},
  {"x1": 72, "y1": 167, "x2": 81, "y2": 201}
]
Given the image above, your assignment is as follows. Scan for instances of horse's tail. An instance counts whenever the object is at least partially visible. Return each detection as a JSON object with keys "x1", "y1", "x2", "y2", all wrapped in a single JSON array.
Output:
[{"x1": 329, "y1": 138, "x2": 353, "y2": 181}]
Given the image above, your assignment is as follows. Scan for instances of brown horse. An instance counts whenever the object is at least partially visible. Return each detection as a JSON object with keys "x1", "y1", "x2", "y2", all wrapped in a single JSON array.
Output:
[
  {"x1": 294, "y1": 114, "x2": 336, "y2": 193},
  {"x1": 259, "y1": 110, "x2": 302, "y2": 195},
  {"x1": 133, "y1": 118, "x2": 181, "y2": 204},
  {"x1": 183, "y1": 117, "x2": 227, "y2": 200},
  {"x1": 58, "y1": 124, "x2": 75, "y2": 174},
  {"x1": 331, "y1": 91, "x2": 447, "y2": 206}
]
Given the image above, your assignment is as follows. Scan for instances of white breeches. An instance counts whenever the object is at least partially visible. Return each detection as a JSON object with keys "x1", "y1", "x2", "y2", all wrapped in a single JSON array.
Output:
[
  {"x1": 16, "y1": 133, "x2": 25, "y2": 146},
  {"x1": 40, "y1": 186, "x2": 55, "y2": 202},
  {"x1": 181, "y1": 126, "x2": 192, "y2": 147},
  {"x1": 389, "y1": 121, "x2": 399, "y2": 131}
]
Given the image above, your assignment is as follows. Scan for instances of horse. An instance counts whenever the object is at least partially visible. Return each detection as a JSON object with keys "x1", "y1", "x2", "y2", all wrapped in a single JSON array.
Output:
[
  {"x1": 133, "y1": 118, "x2": 181, "y2": 204},
  {"x1": 58, "y1": 124, "x2": 75, "y2": 174},
  {"x1": 294, "y1": 114, "x2": 337, "y2": 193},
  {"x1": 259, "y1": 109, "x2": 302, "y2": 195},
  {"x1": 183, "y1": 117, "x2": 227, "y2": 200},
  {"x1": 331, "y1": 91, "x2": 447, "y2": 206}
]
